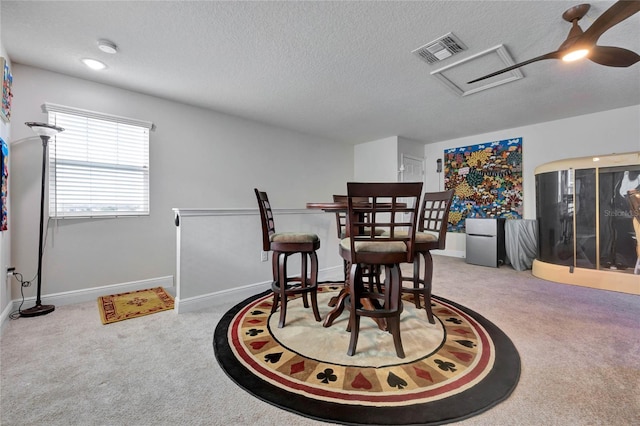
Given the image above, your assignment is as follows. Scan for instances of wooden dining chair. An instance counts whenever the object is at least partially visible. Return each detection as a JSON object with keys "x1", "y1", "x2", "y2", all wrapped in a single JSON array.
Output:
[
  {"x1": 254, "y1": 189, "x2": 322, "y2": 328},
  {"x1": 400, "y1": 189, "x2": 454, "y2": 324},
  {"x1": 340, "y1": 182, "x2": 422, "y2": 358}
]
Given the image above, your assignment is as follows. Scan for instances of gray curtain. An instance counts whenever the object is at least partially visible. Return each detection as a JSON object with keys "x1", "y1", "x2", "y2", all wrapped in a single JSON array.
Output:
[{"x1": 505, "y1": 219, "x2": 538, "y2": 271}]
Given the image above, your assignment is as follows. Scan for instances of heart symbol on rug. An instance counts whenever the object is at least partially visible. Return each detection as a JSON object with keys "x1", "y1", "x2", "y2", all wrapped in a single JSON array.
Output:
[
  {"x1": 250, "y1": 341, "x2": 268, "y2": 350},
  {"x1": 351, "y1": 372, "x2": 372, "y2": 390},
  {"x1": 264, "y1": 352, "x2": 282, "y2": 364}
]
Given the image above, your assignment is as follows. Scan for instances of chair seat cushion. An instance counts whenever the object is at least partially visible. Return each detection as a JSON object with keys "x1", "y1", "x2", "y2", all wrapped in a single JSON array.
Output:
[
  {"x1": 271, "y1": 232, "x2": 319, "y2": 243},
  {"x1": 340, "y1": 238, "x2": 407, "y2": 253},
  {"x1": 382, "y1": 230, "x2": 438, "y2": 243}
]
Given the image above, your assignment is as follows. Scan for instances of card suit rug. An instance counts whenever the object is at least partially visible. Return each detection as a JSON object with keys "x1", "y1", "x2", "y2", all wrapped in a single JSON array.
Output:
[
  {"x1": 97, "y1": 287, "x2": 174, "y2": 325},
  {"x1": 214, "y1": 284, "x2": 520, "y2": 425}
]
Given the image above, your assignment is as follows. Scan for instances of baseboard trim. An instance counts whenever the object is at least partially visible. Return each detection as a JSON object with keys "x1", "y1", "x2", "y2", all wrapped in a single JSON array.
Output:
[
  {"x1": 175, "y1": 281, "x2": 270, "y2": 314},
  {"x1": 0, "y1": 302, "x2": 14, "y2": 334},
  {"x1": 175, "y1": 266, "x2": 344, "y2": 313},
  {"x1": 1, "y1": 276, "x2": 174, "y2": 332},
  {"x1": 434, "y1": 249, "x2": 465, "y2": 259}
]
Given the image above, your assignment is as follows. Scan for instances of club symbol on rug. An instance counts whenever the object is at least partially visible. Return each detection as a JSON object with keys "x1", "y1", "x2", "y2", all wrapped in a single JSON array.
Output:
[
  {"x1": 435, "y1": 359, "x2": 457, "y2": 372},
  {"x1": 455, "y1": 339, "x2": 476, "y2": 348},
  {"x1": 317, "y1": 368, "x2": 337, "y2": 384},
  {"x1": 246, "y1": 328, "x2": 263, "y2": 336},
  {"x1": 445, "y1": 317, "x2": 463, "y2": 324}
]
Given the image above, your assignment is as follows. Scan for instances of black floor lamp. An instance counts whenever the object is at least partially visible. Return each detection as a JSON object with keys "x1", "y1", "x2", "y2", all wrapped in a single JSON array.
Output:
[{"x1": 20, "y1": 122, "x2": 64, "y2": 318}]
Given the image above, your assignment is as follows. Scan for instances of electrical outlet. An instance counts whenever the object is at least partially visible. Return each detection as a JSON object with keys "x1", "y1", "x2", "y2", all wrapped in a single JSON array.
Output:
[{"x1": 260, "y1": 251, "x2": 269, "y2": 262}]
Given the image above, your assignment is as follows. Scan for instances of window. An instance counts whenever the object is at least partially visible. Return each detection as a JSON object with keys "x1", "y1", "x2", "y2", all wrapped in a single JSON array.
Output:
[{"x1": 44, "y1": 103, "x2": 153, "y2": 218}]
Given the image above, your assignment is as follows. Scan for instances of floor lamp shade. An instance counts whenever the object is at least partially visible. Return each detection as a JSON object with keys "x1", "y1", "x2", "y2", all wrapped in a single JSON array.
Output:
[{"x1": 20, "y1": 122, "x2": 64, "y2": 318}]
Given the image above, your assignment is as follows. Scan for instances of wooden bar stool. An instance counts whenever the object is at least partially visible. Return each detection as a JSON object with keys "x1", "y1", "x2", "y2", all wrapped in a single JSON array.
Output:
[
  {"x1": 254, "y1": 189, "x2": 321, "y2": 328},
  {"x1": 400, "y1": 190, "x2": 454, "y2": 324},
  {"x1": 340, "y1": 182, "x2": 422, "y2": 358}
]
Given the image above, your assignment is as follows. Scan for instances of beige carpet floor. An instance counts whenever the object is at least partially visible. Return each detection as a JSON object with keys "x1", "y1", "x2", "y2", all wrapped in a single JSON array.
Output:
[{"x1": 1, "y1": 255, "x2": 639, "y2": 425}]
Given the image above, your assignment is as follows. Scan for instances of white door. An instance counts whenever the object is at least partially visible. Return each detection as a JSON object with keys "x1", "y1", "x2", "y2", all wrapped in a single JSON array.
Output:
[
  {"x1": 401, "y1": 155, "x2": 424, "y2": 184},
  {"x1": 400, "y1": 154, "x2": 425, "y2": 221}
]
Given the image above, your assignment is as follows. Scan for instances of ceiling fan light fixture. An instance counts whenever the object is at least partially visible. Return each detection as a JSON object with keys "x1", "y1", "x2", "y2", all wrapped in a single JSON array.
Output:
[
  {"x1": 81, "y1": 58, "x2": 107, "y2": 70},
  {"x1": 562, "y1": 48, "x2": 590, "y2": 62}
]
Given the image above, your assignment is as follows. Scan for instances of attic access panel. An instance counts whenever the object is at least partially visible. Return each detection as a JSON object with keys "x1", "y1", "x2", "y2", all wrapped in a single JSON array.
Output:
[{"x1": 431, "y1": 45, "x2": 523, "y2": 96}]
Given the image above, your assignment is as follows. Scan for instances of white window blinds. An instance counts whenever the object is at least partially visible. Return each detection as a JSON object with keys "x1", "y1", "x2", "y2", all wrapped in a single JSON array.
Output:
[{"x1": 44, "y1": 103, "x2": 152, "y2": 218}]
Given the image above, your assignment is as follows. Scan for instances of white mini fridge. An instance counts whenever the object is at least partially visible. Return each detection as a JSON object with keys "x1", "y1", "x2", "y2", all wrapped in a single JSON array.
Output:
[{"x1": 465, "y1": 218, "x2": 506, "y2": 267}]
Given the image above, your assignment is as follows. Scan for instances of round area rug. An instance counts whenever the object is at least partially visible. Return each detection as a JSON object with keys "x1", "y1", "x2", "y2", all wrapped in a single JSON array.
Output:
[{"x1": 214, "y1": 285, "x2": 520, "y2": 425}]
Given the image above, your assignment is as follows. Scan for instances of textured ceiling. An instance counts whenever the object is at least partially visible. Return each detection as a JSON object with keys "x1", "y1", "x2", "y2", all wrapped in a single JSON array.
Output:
[{"x1": 2, "y1": 1, "x2": 639, "y2": 145}]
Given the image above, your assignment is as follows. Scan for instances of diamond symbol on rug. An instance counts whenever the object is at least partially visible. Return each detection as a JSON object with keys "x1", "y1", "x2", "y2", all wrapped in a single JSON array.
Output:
[
  {"x1": 413, "y1": 366, "x2": 433, "y2": 382},
  {"x1": 290, "y1": 361, "x2": 305, "y2": 375}
]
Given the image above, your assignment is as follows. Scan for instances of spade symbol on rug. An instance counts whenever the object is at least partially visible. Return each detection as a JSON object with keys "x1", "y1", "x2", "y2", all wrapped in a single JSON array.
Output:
[
  {"x1": 387, "y1": 372, "x2": 408, "y2": 389},
  {"x1": 264, "y1": 352, "x2": 283, "y2": 364}
]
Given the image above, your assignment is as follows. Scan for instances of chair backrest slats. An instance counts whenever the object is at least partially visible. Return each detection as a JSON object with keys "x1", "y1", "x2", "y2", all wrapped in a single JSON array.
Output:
[
  {"x1": 254, "y1": 188, "x2": 275, "y2": 251},
  {"x1": 346, "y1": 182, "x2": 423, "y2": 263},
  {"x1": 333, "y1": 195, "x2": 370, "y2": 238},
  {"x1": 418, "y1": 189, "x2": 455, "y2": 250}
]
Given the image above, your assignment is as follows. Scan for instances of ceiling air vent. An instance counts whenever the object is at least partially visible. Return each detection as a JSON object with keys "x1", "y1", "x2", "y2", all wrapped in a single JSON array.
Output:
[{"x1": 412, "y1": 32, "x2": 467, "y2": 64}]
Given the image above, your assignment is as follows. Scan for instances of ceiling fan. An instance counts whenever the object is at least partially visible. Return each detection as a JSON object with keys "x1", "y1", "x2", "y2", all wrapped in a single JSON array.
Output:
[{"x1": 467, "y1": 1, "x2": 640, "y2": 84}]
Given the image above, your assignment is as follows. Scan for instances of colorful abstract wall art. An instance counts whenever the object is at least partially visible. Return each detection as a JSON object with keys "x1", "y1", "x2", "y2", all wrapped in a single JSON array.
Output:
[
  {"x1": 1, "y1": 137, "x2": 7, "y2": 231},
  {"x1": 444, "y1": 137, "x2": 523, "y2": 232},
  {"x1": 1, "y1": 57, "x2": 12, "y2": 123}
]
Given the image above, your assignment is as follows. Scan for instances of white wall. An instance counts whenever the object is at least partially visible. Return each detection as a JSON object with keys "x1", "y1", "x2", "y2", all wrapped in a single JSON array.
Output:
[
  {"x1": 424, "y1": 105, "x2": 640, "y2": 256},
  {"x1": 354, "y1": 136, "x2": 398, "y2": 181},
  {"x1": 0, "y1": 44, "x2": 12, "y2": 322},
  {"x1": 9, "y1": 64, "x2": 353, "y2": 301}
]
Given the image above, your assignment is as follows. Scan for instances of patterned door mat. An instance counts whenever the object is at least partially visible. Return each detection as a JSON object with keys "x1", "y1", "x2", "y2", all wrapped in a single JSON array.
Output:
[{"x1": 98, "y1": 287, "x2": 174, "y2": 324}]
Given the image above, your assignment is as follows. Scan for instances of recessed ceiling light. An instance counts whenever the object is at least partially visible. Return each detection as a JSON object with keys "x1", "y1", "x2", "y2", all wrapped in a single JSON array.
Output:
[
  {"x1": 593, "y1": 157, "x2": 600, "y2": 162},
  {"x1": 82, "y1": 58, "x2": 107, "y2": 70},
  {"x1": 97, "y1": 39, "x2": 118, "y2": 54}
]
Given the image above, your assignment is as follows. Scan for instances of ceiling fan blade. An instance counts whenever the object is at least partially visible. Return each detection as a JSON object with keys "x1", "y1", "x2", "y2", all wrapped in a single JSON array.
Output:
[
  {"x1": 589, "y1": 45, "x2": 640, "y2": 67},
  {"x1": 582, "y1": 0, "x2": 640, "y2": 44},
  {"x1": 467, "y1": 51, "x2": 561, "y2": 84}
]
